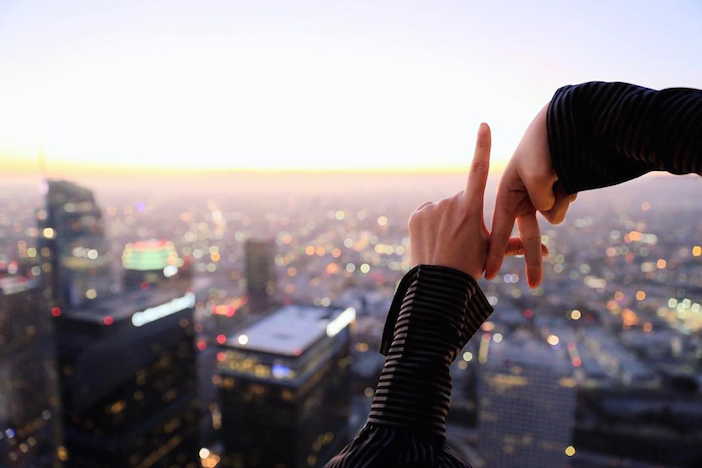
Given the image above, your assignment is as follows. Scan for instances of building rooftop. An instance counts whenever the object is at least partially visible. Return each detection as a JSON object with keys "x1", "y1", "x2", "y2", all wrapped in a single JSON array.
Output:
[
  {"x1": 65, "y1": 283, "x2": 193, "y2": 326},
  {"x1": 226, "y1": 304, "x2": 354, "y2": 356}
]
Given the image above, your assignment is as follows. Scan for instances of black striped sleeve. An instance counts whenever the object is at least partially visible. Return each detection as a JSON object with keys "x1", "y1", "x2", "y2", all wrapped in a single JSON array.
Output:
[
  {"x1": 547, "y1": 81, "x2": 702, "y2": 194},
  {"x1": 324, "y1": 264, "x2": 493, "y2": 468}
]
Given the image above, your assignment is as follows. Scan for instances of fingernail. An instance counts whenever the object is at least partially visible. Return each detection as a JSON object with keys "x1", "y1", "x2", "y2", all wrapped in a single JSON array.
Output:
[{"x1": 478, "y1": 122, "x2": 488, "y2": 136}]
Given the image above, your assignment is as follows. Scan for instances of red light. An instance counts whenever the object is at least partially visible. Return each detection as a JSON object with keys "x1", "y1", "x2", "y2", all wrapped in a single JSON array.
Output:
[
  {"x1": 217, "y1": 352, "x2": 227, "y2": 362},
  {"x1": 572, "y1": 357, "x2": 582, "y2": 367},
  {"x1": 104, "y1": 316, "x2": 114, "y2": 326},
  {"x1": 216, "y1": 334, "x2": 226, "y2": 344},
  {"x1": 140, "y1": 281, "x2": 150, "y2": 291},
  {"x1": 51, "y1": 307, "x2": 61, "y2": 317},
  {"x1": 523, "y1": 309, "x2": 534, "y2": 319},
  {"x1": 197, "y1": 339, "x2": 207, "y2": 351},
  {"x1": 226, "y1": 307, "x2": 235, "y2": 317}
]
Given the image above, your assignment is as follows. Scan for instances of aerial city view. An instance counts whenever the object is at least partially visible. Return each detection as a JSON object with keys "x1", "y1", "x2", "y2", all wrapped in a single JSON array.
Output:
[
  {"x1": 1, "y1": 173, "x2": 700, "y2": 467},
  {"x1": 1, "y1": 1, "x2": 701, "y2": 467}
]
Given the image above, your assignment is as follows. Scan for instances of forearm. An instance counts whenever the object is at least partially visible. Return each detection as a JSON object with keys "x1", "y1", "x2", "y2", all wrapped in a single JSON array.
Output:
[
  {"x1": 370, "y1": 263, "x2": 493, "y2": 436},
  {"x1": 325, "y1": 264, "x2": 492, "y2": 468},
  {"x1": 547, "y1": 81, "x2": 702, "y2": 193}
]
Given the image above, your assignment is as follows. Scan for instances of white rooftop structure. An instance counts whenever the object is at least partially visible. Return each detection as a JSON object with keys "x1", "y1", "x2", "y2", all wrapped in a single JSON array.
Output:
[{"x1": 229, "y1": 304, "x2": 355, "y2": 356}]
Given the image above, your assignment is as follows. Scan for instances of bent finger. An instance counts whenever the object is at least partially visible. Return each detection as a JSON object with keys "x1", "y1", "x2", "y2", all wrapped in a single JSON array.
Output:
[
  {"x1": 542, "y1": 184, "x2": 571, "y2": 224},
  {"x1": 486, "y1": 184, "x2": 516, "y2": 280},
  {"x1": 504, "y1": 237, "x2": 549, "y2": 257},
  {"x1": 516, "y1": 213, "x2": 543, "y2": 288}
]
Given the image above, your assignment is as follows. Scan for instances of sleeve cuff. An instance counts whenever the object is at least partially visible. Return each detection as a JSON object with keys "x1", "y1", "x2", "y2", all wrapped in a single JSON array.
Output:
[
  {"x1": 380, "y1": 264, "x2": 493, "y2": 358},
  {"x1": 547, "y1": 82, "x2": 653, "y2": 194}
]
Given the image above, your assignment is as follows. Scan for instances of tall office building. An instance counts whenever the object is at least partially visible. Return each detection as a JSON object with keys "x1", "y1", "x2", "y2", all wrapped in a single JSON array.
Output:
[
  {"x1": 39, "y1": 180, "x2": 113, "y2": 310},
  {"x1": 0, "y1": 273, "x2": 62, "y2": 467},
  {"x1": 216, "y1": 304, "x2": 355, "y2": 468},
  {"x1": 243, "y1": 239, "x2": 276, "y2": 308},
  {"x1": 56, "y1": 282, "x2": 200, "y2": 467},
  {"x1": 477, "y1": 343, "x2": 578, "y2": 468}
]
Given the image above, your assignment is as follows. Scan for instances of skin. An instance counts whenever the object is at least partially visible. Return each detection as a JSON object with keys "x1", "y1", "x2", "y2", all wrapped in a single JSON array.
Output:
[
  {"x1": 485, "y1": 104, "x2": 576, "y2": 287},
  {"x1": 408, "y1": 123, "x2": 547, "y2": 281}
]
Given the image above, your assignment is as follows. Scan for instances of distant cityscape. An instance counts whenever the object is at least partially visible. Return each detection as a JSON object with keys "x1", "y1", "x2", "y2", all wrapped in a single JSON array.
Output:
[{"x1": 1, "y1": 174, "x2": 700, "y2": 468}]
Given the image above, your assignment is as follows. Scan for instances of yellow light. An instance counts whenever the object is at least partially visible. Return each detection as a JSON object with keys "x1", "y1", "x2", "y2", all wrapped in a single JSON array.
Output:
[
  {"x1": 377, "y1": 216, "x2": 388, "y2": 226},
  {"x1": 43, "y1": 227, "x2": 55, "y2": 239},
  {"x1": 571, "y1": 309, "x2": 581, "y2": 320},
  {"x1": 355, "y1": 342, "x2": 369, "y2": 352},
  {"x1": 199, "y1": 448, "x2": 210, "y2": 459},
  {"x1": 359, "y1": 263, "x2": 370, "y2": 274},
  {"x1": 237, "y1": 335, "x2": 249, "y2": 345},
  {"x1": 547, "y1": 334, "x2": 559, "y2": 346},
  {"x1": 656, "y1": 259, "x2": 666, "y2": 269},
  {"x1": 463, "y1": 351, "x2": 473, "y2": 362},
  {"x1": 85, "y1": 289, "x2": 97, "y2": 299},
  {"x1": 636, "y1": 291, "x2": 646, "y2": 301},
  {"x1": 565, "y1": 446, "x2": 576, "y2": 457},
  {"x1": 693, "y1": 246, "x2": 702, "y2": 257}
]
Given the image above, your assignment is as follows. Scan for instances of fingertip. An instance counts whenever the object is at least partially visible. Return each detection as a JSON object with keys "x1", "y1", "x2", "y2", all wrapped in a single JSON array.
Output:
[{"x1": 479, "y1": 122, "x2": 490, "y2": 136}]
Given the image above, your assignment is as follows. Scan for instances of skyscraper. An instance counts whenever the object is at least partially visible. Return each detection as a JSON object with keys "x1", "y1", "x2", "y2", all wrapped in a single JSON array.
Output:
[
  {"x1": 39, "y1": 180, "x2": 113, "y2": 309},
  {"x1": 216, "y1": 304, "x2": 354, "y2": 468},
  {"x1": 477, "y1": 343, "x2": 578, "y2": 468},
  {"x1": 0, "y1": 273, "x2": 62, "y2": 467},
  {"x1": 56, "y1": 283, "x2": 200, "y2": 467},
  {"x1": 37, "y1": 179, "x2": 201, "y2": 467},
  {"x1": 244, "y1": 239, "x2": 276, "y2": 308}
]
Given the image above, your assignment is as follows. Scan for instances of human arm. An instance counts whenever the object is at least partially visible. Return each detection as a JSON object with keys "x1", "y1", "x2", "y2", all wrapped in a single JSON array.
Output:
[
  {"x1": 547, "y1": 81, "x2": 702, "y2": 193},
  {"x1": 325, "y1": 124, "x2": 545, "y2": 467},
  {"x1": 486, "y1": 81, "x2": 702, "y2": 287}
]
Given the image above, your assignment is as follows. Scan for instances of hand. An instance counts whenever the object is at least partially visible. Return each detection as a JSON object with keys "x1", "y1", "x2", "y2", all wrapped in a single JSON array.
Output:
[
  {"x1": 485, "y1": 103, "x2": 576, "y2": 287},
  {"x1": 408, "y1": 123, "x2": 547, "y2": 281}
]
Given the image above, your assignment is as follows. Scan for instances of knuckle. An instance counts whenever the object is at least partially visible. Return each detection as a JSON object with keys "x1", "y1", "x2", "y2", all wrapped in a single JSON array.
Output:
[
  {"x1": 470, "y1": 160, "x2": 488, "y2": 176},
  {"x1": 408, "y1": 212, "x2": 424, "y2": 230}
]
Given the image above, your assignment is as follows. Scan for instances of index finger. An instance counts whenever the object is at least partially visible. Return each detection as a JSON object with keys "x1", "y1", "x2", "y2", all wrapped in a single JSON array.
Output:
[{"x1": 465, "y1": 122, "x2": 491, "y2": 209}]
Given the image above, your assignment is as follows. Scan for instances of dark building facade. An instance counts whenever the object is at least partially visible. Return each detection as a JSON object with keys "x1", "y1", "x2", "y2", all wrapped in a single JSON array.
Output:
[
  {"x1": 243, "y1": 239, "x2": 276, "y2": 308},
  {"x1": 56, "y1": 284, "x2": 200, "y2": 468},
  {"x1": 0, "y1": 275, "x2": 62, "y2": 467},
  {"x1": 217, "y1": 304, "x2": 354, "y2": 468}
]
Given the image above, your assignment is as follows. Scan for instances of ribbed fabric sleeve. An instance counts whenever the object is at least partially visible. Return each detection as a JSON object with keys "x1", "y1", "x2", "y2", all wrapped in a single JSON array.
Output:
[
  {"x1": 324, "y1": 264, "x2": 493, "y2": 468},
  {"x1": 547, "y1": 81, "x2": 702, "y2": 194}
]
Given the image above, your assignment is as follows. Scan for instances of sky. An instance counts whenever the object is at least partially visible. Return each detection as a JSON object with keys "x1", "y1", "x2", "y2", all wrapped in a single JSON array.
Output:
[{"x1": 1, "y1": 0, "x2": 701, "y2": 175}]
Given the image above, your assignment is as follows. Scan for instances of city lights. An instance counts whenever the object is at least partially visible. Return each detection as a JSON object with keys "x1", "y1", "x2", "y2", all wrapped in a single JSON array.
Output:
[
  {"x1": 547, "y1": 335, "x2": 560, "y2": 346},
  {"x1": 326, "y1": 307, "x2": 356, "y2": 338},
  {"x1": 131, "y1": 292, "x2": 196, "y2": 327}
]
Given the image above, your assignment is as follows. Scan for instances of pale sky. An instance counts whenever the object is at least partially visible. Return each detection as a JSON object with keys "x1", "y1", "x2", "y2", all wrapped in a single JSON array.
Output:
[{"x1": 1, "y1": 0, "x2": 701, "y2": 174}]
